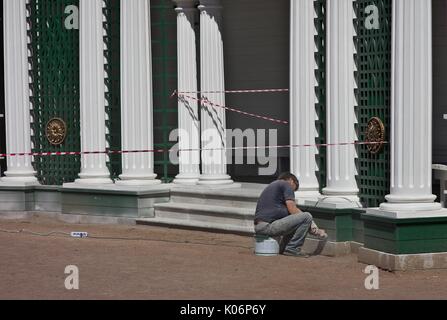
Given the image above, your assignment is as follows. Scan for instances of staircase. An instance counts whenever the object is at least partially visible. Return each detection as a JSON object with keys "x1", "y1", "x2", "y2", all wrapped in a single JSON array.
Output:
[
  {"x1": 136, "y1": 184, "x2": 344, "y2": 257},
  {"x1": 136, "y1": 185, "x2": 264, "y2": 235}
]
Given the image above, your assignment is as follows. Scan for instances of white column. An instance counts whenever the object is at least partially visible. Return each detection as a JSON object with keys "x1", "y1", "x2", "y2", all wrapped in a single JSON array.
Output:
[
  {"x1": 197, "y1": 0, "x2": 233, "y2": 185},
  {"x1": 290, "y1": 0, "x2": 320, "y2": 204},
  {"x1": 117, "y1": 0, "x2": 161, "y2": 186},
  {"x1": 173, "y1": 0, "x2": 201, "y2": 185},
  {"x1": 321, "y1": 0, "x2": 359, "y2": 205},
  {"x1": 0, "y1": 0, "x2": 38, "y2": 185},
  {"x1": 75, "y1": 0, "x2": 113, "y2": 185},
  {"x1": 380, "y1": 0, "x2": 441, "y2": 212}
]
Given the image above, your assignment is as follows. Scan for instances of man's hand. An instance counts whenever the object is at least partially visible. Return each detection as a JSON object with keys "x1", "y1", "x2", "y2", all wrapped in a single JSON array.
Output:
[{"x1": 286, "y1": 200, "x2": 302, "y2": 215}]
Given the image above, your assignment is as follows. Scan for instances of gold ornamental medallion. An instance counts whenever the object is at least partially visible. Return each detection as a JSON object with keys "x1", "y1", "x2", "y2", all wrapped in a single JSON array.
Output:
[
  {"x1": 365, "y1": 117, "x2": 385, "y2": 155},
  {"x1": 46, "y1": 118, "x2": 67, "y2": 146}
]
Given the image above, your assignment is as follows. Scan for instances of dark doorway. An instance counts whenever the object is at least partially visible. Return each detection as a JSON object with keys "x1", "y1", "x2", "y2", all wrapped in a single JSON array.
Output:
[
  {"x1": 223, "y1": 0, "x2": 290, "y2": 184},
  {"x1": 0, "y1": 0, "x2": 6, "y2": 177}
]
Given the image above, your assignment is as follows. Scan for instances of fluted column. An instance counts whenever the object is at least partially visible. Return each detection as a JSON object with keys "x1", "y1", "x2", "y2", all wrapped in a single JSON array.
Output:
[
  {"x1": 75, "y1": 0, "x2": 113, "y2": 185},
  {"x1": 380, "y1": 0, "x2": 441, "y2": 212},
  {"x1": 290, "y1": 0, "x2": 320, "y2": 204},
  {"x1": 117, "y1": 0, "x2": 161, "y2": 186},
  {"x1": 197, "y1": 0, "x2": 233, "y2": 185},
  {"x1": 173, "y1": 0, "x2": 201, "y2": 185},
  {"x1": 321, "y1": 0, "x2": 359, "y2": 205},
  {"x1": 0, "y1": 0, "x2": 38, "y2": 185}
]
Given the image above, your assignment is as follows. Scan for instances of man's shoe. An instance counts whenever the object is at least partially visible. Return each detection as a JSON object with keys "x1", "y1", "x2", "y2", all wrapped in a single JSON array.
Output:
[
  {"x1": 309, "y1": 227, "x2": 328, "y2": 241},
  {"x1": 282, "y1": 249, "x2": 310, "y2": 258}
]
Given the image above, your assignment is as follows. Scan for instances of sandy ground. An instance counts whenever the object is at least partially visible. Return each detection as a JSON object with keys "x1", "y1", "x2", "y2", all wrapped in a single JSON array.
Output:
[{"x1": 0, "y1": 215, "x2": 447, "y2": 300}]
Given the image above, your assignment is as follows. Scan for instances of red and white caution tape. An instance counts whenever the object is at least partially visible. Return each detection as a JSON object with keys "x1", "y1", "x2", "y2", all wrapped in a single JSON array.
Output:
[
  {"x1": 171, "y1": 88, "x2": 289, "y2": 98},
  {"x1": 0, "y1": 141, "x2": 387, "y2": 158},
  {"x1": 0, "y1": 149, "x2": 165, "y2": 158},
  {"x1": 178, "y1": 93, "x2": 289, "y2": 125}
]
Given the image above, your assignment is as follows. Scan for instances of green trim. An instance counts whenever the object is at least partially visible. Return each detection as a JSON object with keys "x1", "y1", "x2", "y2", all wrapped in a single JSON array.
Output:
[
  {"x1": 352, "y1": 209, "x2": 365, "y2": 244},
  {"x1": 0, "y1": 186, "x2": 170, "y2": 218},
  {"x1": 299, "y1": 205, "x2": 364, "y2": 242},
  {"x1": 362, "y1": 213, "x2": 447, "y2": 254},
  {"x1": 60, "y1": 186, "x2": 171, "y2": 218}
]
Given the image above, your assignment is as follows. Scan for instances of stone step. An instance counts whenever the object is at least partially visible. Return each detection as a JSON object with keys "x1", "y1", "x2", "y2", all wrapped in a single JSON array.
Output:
[
  {"x1": 169, "y1": 186, "x2": 262, "y2": 209},
  {"x1": 153, "y1": 202, "x2": 255, "y2": 230},
  {"x1": 136, "y1": 216, "x2": 254, "y2": 235},
  {"x1": 139, "y1": 202, "x2": 348, "y2": 257},
  {"x1": 136, "y1": 215, "x2": 342, "y2": 257}
]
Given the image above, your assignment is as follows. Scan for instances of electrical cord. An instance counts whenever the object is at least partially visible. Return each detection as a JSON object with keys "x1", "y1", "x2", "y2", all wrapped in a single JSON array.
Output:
[
  {"x1": 0, "y1": 228, "x2": 253, "y2": 250},
  {"x1": 0, "y1": 228, "x2": 70, "y2": 237}
]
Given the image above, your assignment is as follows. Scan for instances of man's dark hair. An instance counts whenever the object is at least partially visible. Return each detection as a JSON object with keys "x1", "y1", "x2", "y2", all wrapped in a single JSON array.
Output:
[{"x1": 278, "y1": 172, "x2": 299, "y2": 191}]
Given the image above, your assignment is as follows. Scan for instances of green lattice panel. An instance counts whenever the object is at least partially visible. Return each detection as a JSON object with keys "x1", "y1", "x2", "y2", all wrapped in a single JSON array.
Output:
[
  {"x1": 28, "y1": 0, "x2": 81, "y2": 185},
  {"x1": 152, "y1": 0, "x2": 178, "y2": 183},
  {"x1": 314, "y1": 0, "x2": 327, "y2": 192},
  {"x1": 354, "y1": 0, "x2": 392, "y2": 207},
  {"x1": 103, "y1": 0, "x2": 122, "y2": 180}
]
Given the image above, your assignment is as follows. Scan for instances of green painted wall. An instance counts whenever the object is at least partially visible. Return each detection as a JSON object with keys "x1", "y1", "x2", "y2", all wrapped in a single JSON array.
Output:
[{"x1": 363, "y1": 214, "x2": 447, "y2": 254}]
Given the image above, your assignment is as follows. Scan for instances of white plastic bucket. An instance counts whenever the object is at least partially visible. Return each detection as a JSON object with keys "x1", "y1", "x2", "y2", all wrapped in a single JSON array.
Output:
[{"x1": 254, "y1": 235, "x2": 280, "y2": 256}]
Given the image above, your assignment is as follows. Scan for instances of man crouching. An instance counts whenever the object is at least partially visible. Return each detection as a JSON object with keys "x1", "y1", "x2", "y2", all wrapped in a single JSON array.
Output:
[{"x1": 254, "y1": 172, "x2": 327, "y2": 258}]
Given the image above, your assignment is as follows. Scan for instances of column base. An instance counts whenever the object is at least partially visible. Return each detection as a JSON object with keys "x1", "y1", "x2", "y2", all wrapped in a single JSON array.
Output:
[
  {"x1": 380, "y1": 194, "x2": 441, "y2": 212},
  {"x1": 368, "y1": 206, "x2": 447, "y2": 220},
  {"x1": 173, "y1": 173, "x2": 200, "y2": 185},
  {"x1": 75, "y1": 174, "x2": 114, "y2": 185},
  {"x1": 322, "y1": 187, "x2": 359, "y2": 196},
  {"x1": 0, "y1": 171, "x2": 39, "y2": 186},
  {"x1": 295, "y1": 190, "x2": 321, "y2": 205},
  {"x1": 380, "y1": 202, "x2": 442, "y2": 212},
  {"x1": 115, "y1": 180, "x2": 162, "y2": 186},
  {"x1": 74, "y1": 179, "x2": 114, "y2": 185},
  {"x1": 314, "y1": 194, "x2": 362, "y2": 209},
  {"x1": 116, "y1": 174, "x2": 161, "y2": 186},
  {"x1": 198, "y1": 174, "x2": 234, "y2": 186}
]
